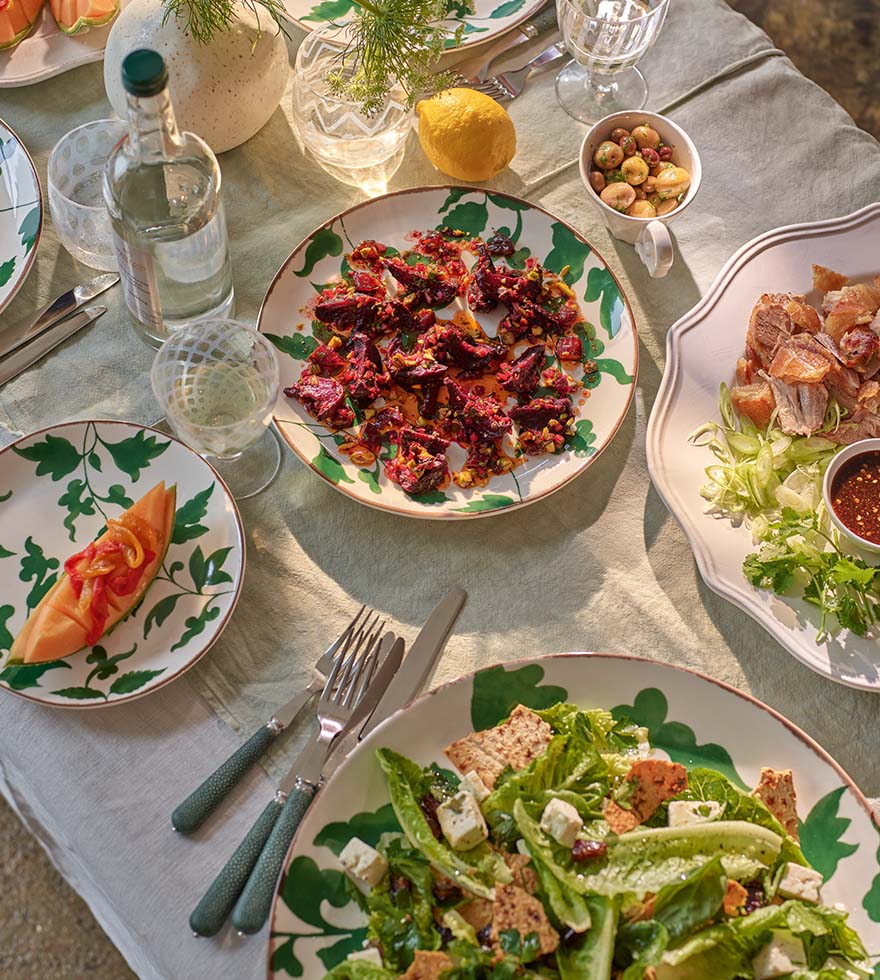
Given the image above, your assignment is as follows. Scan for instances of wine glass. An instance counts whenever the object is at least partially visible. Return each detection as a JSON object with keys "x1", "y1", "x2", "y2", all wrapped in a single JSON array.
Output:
[
  {"x1": 555, "y1": 0, "x2": 670, "y2": 123},
  {"x1": 151, "y1": 320, "x2": 281, "y2": 500}
]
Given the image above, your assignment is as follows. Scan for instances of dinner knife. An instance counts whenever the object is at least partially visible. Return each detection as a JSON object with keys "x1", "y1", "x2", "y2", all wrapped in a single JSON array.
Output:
[
  {"x1": 189, "y1": 636, "x2": 405, "y2": 938},
  {"x1": 0, "y1": 273, "x2": 118, "y2": 360},
  {"x1": 454, "y1": 4, "x2": 558, "y2": 83},
  {"x1": 0, "y1": 306, "x2": 107, "y2": 387},
  {"x1": 322, "y1": 587, "x2": 467, "y2": 778}
]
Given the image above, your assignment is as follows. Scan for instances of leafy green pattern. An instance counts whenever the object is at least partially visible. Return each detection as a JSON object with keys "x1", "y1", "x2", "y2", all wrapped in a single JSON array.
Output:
[
  {"x1": 471, "y1": 663, "x2": 568, "y2": 730},
  {"x1": 266, "y1": 333, "x2": 320, "y2": 360},
  {"x1": 799, "y1": 787, "x2": 859, "y2": 880},
  {"x1": 568, "y1": 419, "x2": 597, "y2": 457},
  {"x1": 611, "y1": 688, "x2": 746, "y2": 788},
  {"x1": 454, "y1": 494, "x2": 515, "y2": 513},
  {"x1": 296, "y1": 226, "x2": 344, "y2": 278},
  {"x1": 51, "y1": 644, "x2": 163, "y2": 702},
  {"x1": 19, "y1": 537, "x2": 59, "y2": 611},
  {"x1": 313, "y1": 445, "x2": 355, "y2": 485},
  {"x1": 864, "y1": 837, "x2": 880, "y2": 922},
  {"x1": 545, "y1": 222, "x2": 592, "y2": 284},
  {"x1": 0, "y1": 659, "x2": 71, "y2": 691},
  {"x1": 301, "y1": 0, "x2": 355, "y2": 21},
  {"x1": 18, "y1": 207, "x2": 40, "y2": 254},
  {"x1": 584, "y1": 267, "x2": 623, "y2": 338},
  {"x1": 314, "y1": 803, "x2": 401, "y2": 855},
  {"x1": 0, "y1": 258, "x2": 15, "y2": 287}
]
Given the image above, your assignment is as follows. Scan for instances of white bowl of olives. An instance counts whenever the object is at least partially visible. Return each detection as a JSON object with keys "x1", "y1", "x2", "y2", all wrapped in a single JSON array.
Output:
[{"x1": 579, "y1": 110, "x2": 701, "y2": 278}]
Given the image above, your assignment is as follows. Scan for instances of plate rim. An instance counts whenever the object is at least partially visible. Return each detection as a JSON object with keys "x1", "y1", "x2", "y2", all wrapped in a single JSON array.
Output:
[
  {"x1": 646, "y1": 202, "x2": 880, "y2": 692},
  {"x1": 258, "y1": 183, "x2": 639, "y2": 520},
  {"x1": 268, "y1": 649, "x2": 879, "y2": 979},
  {"x1": 0, "y1": 116, "x2": 43, "y2": 315},
  {"x1": 0, "y1": 418, "x2": 247, "y2": 710}
]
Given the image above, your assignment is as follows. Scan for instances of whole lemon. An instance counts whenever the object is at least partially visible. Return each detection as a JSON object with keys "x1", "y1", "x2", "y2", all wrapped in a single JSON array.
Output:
[{"x1": 416, "y1": 88, "x2": 516, "y2": 182}]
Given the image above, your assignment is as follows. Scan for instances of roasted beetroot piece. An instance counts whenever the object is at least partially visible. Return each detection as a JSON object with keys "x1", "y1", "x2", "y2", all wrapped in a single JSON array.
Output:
[
  {"x1": 375, "y1": 298, "x2": 417, "y2": 335},
  {"x1": 344, "y1": 332, "x2": 389, "y2": 404},
  {"x1": 384, "y1": 257, "x2": 458, "y2": 309},
  {"x1": 495, "y1": 267, "x2": 543, "y2": 306},
  {"x1": 415, "y1": 231, "x2": 467, "y2": 276},
  {"x1": 308, "y1": 343, "x2": 348, "y2": 377},
  {"x1": 399, "y1": 427, "x2": 451, "y2": 457},
  {"x1": 385, "y1": 427, "x2": 450, "y2": 495},
  {"x1": 349, "y1": 240, "x2": 387, "y2": 265},
  {"x1": 556, "y1": 334, "x2": 583, "y2": 362},
  {"x1": 446, "y1": 379, "x2": 512, "y2": 445},
  {"x1": 361, "y1": 407, "x2": 405, "y2": 455},
  {"x1": 419, "y1": 383, "x2": 442, "y2": 419},
  {"x1": 349, "y1": 270, "x2": 387, "y2": 298},
  {"x1": 467, "y1": 244, "x2": 500, "y2": 313},
  {"x1": 386, "y1": 336, "x2": 448, "y2": 388},
  {"x1": 553, "y1": 303, "x2": 581, "y2": 330},
  {"x1": 542, "y1": 366, "x2": 580, "y2": 397},
  {"x1": 414, "y1": 309, "x2": 437, "y2": 332},
  {"x1": 314, "y1": 292, "x2": 379, "y2": 335},
  {"x1": 455, "y1": 442, "x2": 512, "y2": 488},
  {"x1": 498, "y1": 345, "x2": 545, "y2": 396},
  {"x1": 498, "y1": 298, "x2": 562, "y2": 342},
  {"x1": 510, "y1": 396, "x2": 574, "y2": 455},
  {"x1": 285, "y1": 374, "x2": 355, "y2": 429},
  {"x1": 436, "y1": 325, "x2": 500, "y2": 376},
  {"x1": 486, "y1": 232, "x2": 515, "y2": 257}
]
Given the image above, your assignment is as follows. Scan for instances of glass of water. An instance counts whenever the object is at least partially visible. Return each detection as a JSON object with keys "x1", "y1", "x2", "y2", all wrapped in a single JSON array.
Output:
[
  {"x1": 291, "y1": 24, "x2": 413, "y2": 196},
  {"x1": 47, "y1": 119, "x2": 128, "y2": 270},
  {"x1": 555, "y1": 0, "x2": 670, "y2": 123},
  {"x1": 151, "y1": 320, "x2": 282, "y2": 500}
]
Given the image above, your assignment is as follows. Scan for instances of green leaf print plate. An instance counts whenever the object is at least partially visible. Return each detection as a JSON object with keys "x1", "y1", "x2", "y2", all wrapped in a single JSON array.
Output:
[
  {"x1": 267, "y1": 654, "x2": 880, "y2": 979},
  {"x1": 259, "y1": 186, "x2": 637, "y2": 519},
  {"x1": 0, "y1": 118, "x2": 42, "y2": 316},
  {"x1": 0, "y1": 421, "x2": 244, "y2": 708},
  {"x1": 282, "y1": 0, "x2": 545, "y2": 51}
]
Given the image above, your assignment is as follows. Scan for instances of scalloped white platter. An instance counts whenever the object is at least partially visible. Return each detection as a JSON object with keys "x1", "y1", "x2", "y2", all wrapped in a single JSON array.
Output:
[{"x1": 647, "y1": 203, "x2": 880, "y2": 692}]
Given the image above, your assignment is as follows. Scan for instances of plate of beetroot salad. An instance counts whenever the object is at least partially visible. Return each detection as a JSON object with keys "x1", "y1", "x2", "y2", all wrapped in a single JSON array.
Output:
[{"x1": 258, "y1": 186, "x2": 637, "y2": 519}]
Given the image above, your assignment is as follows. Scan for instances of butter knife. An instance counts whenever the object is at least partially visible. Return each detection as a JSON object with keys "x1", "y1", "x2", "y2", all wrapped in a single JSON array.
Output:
[
  {"x1": 0, "y1": 306, "x2": 107, "y2": 387},
  {"x1": 454, "y1": 4, "x2": 558, "y2": 83},
  {"x1": 0, "y1": 273, "x2": 118, "y2": 360}
]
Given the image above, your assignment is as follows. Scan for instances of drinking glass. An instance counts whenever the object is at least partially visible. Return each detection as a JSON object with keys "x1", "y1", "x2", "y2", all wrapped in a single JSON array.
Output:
[
  {"x1": 151, "y1": 320, "x2": 281, "y2": 500},
  {"x1": 555, "y1": 0, "x2": 670, "y2": 123},
  {"x1": 291, "y1": 24, "x2": 413, "y2": 196},
  {"x1": 48, "y1": 119, "x2": 128, "y2": 270}
]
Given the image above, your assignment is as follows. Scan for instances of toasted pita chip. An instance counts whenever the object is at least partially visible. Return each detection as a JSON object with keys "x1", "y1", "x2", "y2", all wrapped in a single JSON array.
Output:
[
  {"x1": 813, "y1": 264, "x2": 849, "y2": 293},
  {"x1": 723, "y1": 879, "x2": 748, "y2": 916},
  {"x1": 604, "y1": 760, "x2": 688, "y2": 834},
  {"x1": 458, "y1": 898, "x2": 494, "y2": 932},
  {"x1": 504, "y1": 852, "x2": 539, "y2": 894},
  {"x1": 491, "y1": 883, "x2": 559, "y2": 957},
  {"x1": 752, "y1": 767, "x2": 799, "y2": 841},
  {"x1": 400, "y1": 950, "x2": 455, "y2": 980},
  {"x1": 444, "y1": 740, "x2": 505, "y2": 791}
]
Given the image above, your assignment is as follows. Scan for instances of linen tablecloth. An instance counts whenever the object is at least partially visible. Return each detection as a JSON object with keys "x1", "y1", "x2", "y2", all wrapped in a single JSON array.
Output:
[{"x1": 1, "y1": 2, "x2": 879, "y2": 978}]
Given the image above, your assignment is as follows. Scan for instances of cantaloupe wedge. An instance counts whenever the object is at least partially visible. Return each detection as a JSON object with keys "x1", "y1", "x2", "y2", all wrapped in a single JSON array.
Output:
[
  {"x1": 0, "y1": 0, "x2": 46, "y2": 50},
  {"x1": 8, "y1": 482, "x2": 176, "y2": 665},
  {"x1": 49, "y1": 0, "x2": 118, "y2": 35}
]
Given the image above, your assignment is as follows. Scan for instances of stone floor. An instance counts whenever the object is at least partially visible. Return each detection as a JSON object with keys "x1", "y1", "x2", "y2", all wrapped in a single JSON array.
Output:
[{"x1": 2, "y1": 3, "x2": 878, "y2": 979}]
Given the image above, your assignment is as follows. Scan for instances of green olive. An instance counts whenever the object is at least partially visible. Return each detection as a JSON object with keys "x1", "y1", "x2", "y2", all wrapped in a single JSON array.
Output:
[
  {"x1": 656, "y1": 198, "x2": 679, "y2": 216},
  {"x1": 593, "y1": 140, "x2": 624, "y2": 170},
  {"x1": 631, "y1": 124, "x2": 661, "y2": 150},
  {"x1": 600, "y1": 182, "x2": 637, "y2": 212},
  {"x1": 655, "y1": 166, "x2": 691, "y2": 200},
  {"x1": 627, "y1": 200, "x2": 657, "y2": 218},
  {"x1": 621, "y1": 156, "x2": 649, "y2": 186}
]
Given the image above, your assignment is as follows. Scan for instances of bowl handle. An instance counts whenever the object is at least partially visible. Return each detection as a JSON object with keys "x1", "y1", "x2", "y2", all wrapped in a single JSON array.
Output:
[{"x1": 635, "y1": 221, "x2": 674, "y2": 278}]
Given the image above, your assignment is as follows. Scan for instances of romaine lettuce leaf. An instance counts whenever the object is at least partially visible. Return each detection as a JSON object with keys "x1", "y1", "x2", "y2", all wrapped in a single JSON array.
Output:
[
  {"x1": 615, "y1": 920, "x2": 669, "y2": 980},
  {"x1": 377, "y1": 748, "x2": 509, "y2": 900},
  {"x1": 556, "y1": 895, "x2": 617, "y2": 980},
  {"x1": 322, "y1": 960, "x2": 396, "y2": 979},
  {"x1": 653, "y1": 856, "x2": 727, "y2": 945}
]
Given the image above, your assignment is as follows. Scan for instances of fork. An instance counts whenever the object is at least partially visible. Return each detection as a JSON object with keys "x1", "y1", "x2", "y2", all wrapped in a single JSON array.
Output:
[
  {"x1": 189, "y1": 618, "x2": 388, "y2": 937},
  {"x1": 171, "y1": 606, "x2": 376, "y2": 834},
  {"x1": 460, "y1": 41, "x2": 567, "y2": 102}
]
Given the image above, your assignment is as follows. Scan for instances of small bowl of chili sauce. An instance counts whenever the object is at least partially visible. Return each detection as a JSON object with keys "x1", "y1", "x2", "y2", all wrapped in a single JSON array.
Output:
[{"x1": 823, "y1": 438, "x2": 880, "y2": 553}]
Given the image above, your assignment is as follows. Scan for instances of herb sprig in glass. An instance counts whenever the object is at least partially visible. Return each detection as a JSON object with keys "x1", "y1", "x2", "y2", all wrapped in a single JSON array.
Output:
[{"x1": 162, "y1": 0, "x2": 288, "y2": 44}]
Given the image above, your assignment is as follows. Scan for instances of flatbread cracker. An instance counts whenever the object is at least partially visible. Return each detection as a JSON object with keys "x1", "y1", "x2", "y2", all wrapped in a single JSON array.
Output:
[
  {"x1": 503, "y1": 852, "x2": 539, "y2": 894},
  {"x1": 604, "y1": 760, "x2": 688, "y2": 834},
  {"x1": 752, "y1": 767, "x2": 800, "y2": 841},
  {"x1": 491, "y1": 883, "x2": 559, "y2": 957},
  {"x1": 400, "y1": 950, "x2": 455, "y2": 980}
]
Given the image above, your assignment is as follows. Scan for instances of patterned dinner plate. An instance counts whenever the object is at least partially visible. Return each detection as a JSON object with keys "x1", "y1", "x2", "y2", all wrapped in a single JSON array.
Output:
[
  {"x1": 258, "y1": 186, "x2": 637, "y2": 519},
  {"x1": 281, "y1": 0, "x2": 545, "y2": 51},
  {"x1": 0, "y1": 117, "x2": 41, "y2": 314},
  {"x1": 267, "y1": 653, "x2": 880, "y2": 979},
  {"x1": 0, "y1": 420, "x2": 245, "y2": 708}
]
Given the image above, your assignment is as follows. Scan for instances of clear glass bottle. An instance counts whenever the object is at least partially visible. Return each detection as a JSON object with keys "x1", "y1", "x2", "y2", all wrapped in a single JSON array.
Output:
[{"x1": 103, "y1": 48, "x2": 235, "y2": 348}]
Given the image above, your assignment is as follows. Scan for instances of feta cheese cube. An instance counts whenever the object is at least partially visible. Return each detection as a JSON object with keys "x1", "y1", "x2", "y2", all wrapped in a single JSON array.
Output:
[
  {"x1": 539, "y1": 798, "x2": 583, "y2": 848},
  {"x1": 667, "y1": 800, "x2": 723, "y2": 827},
  {"x1": 339, "y1": 837, "x2": 388, "y2": 888},
  {"x1": 777, "y1": 862, "x2": 823, "y2": 903},
  {"x1": 752, "y1": 931, "x2": 807, "y2": 979},
  {"x1": 437, "y1": 790, "x2": 489, "y2": 850},
  {"x1": 459, "y1": 769, "x2": 490, "y2": 803},
  {"x1": 347, "y1": 947, "x2": 383, "y2": 966}
]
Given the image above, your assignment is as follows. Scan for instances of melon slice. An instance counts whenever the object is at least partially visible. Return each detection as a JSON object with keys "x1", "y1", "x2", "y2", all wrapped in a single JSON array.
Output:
[
  {"x1": 49, "y1": 0, "x2": 118, "y2": 35},
  {"x1": 0, "y1": 0, "x2": 46, "y2": 50},
  {"x1": 8, "y1": 482, "x2": 176, "y2": 665}
]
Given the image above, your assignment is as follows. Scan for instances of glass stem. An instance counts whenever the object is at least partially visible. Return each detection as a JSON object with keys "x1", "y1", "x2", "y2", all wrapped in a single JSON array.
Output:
[{"x1": 588, "y1": 71, "x2": 619, "y2": 95}]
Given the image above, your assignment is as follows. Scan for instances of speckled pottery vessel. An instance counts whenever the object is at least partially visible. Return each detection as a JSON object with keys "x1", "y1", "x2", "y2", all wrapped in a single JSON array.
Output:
[{"x1": 103, "y1": 0, "x2": 289, "y2": 153}]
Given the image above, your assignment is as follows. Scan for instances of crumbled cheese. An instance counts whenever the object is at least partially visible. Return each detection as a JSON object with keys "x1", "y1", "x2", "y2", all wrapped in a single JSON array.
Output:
[
  {"x1": 539, "y1": 798, "x2": 583, "y2": 848},
  {"x1": 347, "y1": 947, "x2": 383, "y2": 966},
  {"x1": 752, "y1": 931, "x2": 807, "y2": 979},
  {"x1": 338, "y1": 837, "x2": 388, "y2": 888},
  {"x1": 515, "y1": 838, "x2": 530, "y2": 856},
  {"x1": 667, "y1": 800, "x2": 723, "y2": 827},
  {"x1": 459, "y1": 769, "x2": 490, "y2": 803},
  {"x1": 437, "y1": 790, "x2": 489, "y2": 850},
  {"x1": 777, "y1": 862, "x2": 823, "y2": 903}
]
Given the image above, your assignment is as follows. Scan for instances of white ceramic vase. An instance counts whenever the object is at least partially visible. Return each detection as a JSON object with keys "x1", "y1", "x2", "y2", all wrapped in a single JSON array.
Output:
[{"x1": 103, "y1": 0, "x2": 289, "y2": 154}]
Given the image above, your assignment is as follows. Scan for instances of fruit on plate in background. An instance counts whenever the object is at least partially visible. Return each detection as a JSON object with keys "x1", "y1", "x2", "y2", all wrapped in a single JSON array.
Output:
[
  {"x1": 0, "y1": 0, "x2": 45, "y2": 50},
  {"x1": 103, "y1": 0, "x2": 288, "y2": 154},
  {"x1": 416, "y1": 88, "x2": 516, "y2": 182},
  {"x1": 8, "y1": 482, "x2": 176, "y2": 665},
  {"x1": 49, "y1": 0, "x2": 119, "y2": 34}
]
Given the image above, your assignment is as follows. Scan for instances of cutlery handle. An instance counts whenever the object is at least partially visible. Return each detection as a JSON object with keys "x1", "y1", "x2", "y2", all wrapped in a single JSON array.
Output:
[
  {"x1": 231, "y1": 781, "x2": 317, "y2": 935},
  {"x1": 172, "y1": 725, "x2": 277, "y2": 833},
  {"x1": 189, "y1": 797, "x2": 284, "y2": 937}
]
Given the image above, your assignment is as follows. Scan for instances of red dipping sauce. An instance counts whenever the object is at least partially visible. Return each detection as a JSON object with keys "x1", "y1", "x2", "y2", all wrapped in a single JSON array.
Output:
[{"x1": 830, "y1": 450, "x2": 880, "y2": 544}]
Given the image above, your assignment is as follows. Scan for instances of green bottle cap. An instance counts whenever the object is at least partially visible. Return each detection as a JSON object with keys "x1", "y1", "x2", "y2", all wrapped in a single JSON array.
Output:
[{"x1": 121, "y1": 49, "x2": 168, "y2": 97}]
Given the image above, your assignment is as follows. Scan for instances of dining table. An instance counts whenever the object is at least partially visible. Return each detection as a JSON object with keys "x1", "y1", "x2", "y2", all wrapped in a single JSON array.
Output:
[{"x1": 1, "y1": 1, "x2": 879, "y2": 978}]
